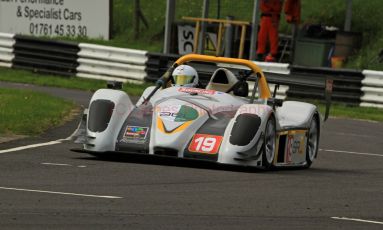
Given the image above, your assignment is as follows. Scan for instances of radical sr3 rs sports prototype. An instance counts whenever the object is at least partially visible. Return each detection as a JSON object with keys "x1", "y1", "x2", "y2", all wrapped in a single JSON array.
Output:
[{"x1": 73, "y1": 54, "x2": 323, "y2": 169}]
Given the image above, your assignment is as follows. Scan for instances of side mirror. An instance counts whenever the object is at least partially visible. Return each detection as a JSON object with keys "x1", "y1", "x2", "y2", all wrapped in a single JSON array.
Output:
[
  {"x1": 274, "y1": 98, "x2": 284, "y2": 107},
  {"x1": 267, "y1": 98, "x2": 284, "y2": 108}
]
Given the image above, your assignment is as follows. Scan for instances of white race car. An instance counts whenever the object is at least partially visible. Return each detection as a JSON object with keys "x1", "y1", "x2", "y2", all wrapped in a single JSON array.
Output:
[{"x1": 73, "y1": 54, "x2": 323, "y2": 169}]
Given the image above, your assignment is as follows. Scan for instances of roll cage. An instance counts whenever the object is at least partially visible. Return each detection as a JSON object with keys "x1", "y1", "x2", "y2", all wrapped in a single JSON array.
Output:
[{"x1": 143, "y1": 54, "x2": 272, "y2": 105}]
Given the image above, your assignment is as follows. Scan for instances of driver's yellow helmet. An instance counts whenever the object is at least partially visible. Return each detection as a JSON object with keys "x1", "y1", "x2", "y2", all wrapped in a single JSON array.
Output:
[{"x1": 172, "y1": 65, "x2": 199, "y2": 87}]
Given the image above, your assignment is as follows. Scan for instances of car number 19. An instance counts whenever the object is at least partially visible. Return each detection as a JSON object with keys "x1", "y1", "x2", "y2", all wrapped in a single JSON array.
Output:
[{"x1": 188, "y1": 134, "x2": 223, "y2": 154}]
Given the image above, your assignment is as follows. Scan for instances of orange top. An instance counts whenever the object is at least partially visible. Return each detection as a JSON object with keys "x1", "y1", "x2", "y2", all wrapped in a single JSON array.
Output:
[{"x1": 174, "y1": 54, "x2": 271, "y2": 99}]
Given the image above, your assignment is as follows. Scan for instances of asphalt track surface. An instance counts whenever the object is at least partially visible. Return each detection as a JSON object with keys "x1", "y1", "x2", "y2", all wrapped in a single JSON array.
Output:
[{"x1": 0, "y1": 82, "x2": 382, "y2": 229}]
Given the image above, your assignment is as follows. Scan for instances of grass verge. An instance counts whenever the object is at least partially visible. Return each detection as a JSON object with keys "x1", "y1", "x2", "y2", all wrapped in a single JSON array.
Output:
[
  {"x1": 0, "y1": 88, "x2": 75, "y2": 135},
  {"x1": 0, "y1": 68, "x2": 152, "y2": 96},
  {"x1": 316, "y1": 102, "x2": 383, "y2": 122}
]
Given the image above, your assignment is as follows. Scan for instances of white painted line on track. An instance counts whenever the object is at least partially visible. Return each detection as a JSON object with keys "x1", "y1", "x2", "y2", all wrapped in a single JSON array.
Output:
[
  {"x1": 331, "y1": 217, "x2": 383, "y2": 225},
  {"x1": 330, "y1": 132, "x2": 374, "y2": 138},
  {"x1": 320, "y1": 149, "x2": 382, "y2": 157},
  {"x1": 0, "y1": 140, "x2": 64, "y2": 154},
  {"x1": 0, "y1": 187, "x2": 122, "y2": 199},
  {"x1": 0, "y1": 117, "x2": 81, "y2": 154},
  {"x1": 41, "y1": 163, "x2": 72, "y2": 167},
  {"x1": 41, "y1": 162, "x2": 87, "y2": 168}
]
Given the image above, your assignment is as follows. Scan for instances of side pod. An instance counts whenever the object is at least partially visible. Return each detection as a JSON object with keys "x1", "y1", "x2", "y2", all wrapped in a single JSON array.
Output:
[
  {"x1": 84, "y1": 89, "x2": 134, "y2": 152},
  {"x1": 219, "y1": 104, "x2": 273, "y2": 167}
]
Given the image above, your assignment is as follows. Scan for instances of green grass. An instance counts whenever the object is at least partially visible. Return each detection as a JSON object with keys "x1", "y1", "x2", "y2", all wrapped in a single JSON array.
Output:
[
  {"x1": 0, "y1": 68, "x2": 152, "y2": 96},
  {"x1": 317, "y1": 102, "x2": 383, "y2": 122},
  {"x1": 299, "y1": 0, "x2": 383, "y2": 70},
  {"x1": 0, "y1": 88, "x2": 75, "y2": 135},
  {"x1": 51, "y1": 0, "x2": 382, "y2": 70}
]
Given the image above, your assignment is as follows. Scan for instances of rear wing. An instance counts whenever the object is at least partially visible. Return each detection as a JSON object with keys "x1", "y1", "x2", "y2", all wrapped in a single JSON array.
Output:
[{"x1": 249, "y1": 72, "x2": 333, "y2": 121}]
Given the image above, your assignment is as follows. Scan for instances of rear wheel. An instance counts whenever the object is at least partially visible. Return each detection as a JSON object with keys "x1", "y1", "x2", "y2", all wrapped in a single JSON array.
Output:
[
  {"x1": 262, "y1": 116, "x2": 276, "y2": 169},
  {"x1": 306, "y1": 115, "x2": 319, "y2": 167}
]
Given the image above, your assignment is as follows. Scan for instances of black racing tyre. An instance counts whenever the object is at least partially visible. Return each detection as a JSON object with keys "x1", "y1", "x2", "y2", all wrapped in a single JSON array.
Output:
[
  {"x1": 262, "y1": 116, "x2": 276, "y2": 169},
  {"x1": 305, "y1": 114, "x2": 319, "y2": 168}
]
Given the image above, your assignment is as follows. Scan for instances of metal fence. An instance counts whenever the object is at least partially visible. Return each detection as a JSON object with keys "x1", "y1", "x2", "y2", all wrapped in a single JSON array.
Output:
[
  {"x1": 13, "y1": 35, "x2": 79, "y2": 76},
  {"x1": 0, "y1": 32, "x2": 382, "y2": 108},
  {"x1": 288, "y1": 66, "x2": 363, "y2": 104}
]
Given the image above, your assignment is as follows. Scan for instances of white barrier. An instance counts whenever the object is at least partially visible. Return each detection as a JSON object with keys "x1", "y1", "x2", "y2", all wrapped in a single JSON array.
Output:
[
  {"x1": 77, "y1": 43, "x2": 148, "y2": 83},
  {"x1": 255, "y1": 62, "x2": 290, "y2": 99},
  {"x1": 361, "y1": 70, "x2": 383, "y2": 108},
  {"x1": 0, "y1": 33, "x2": 15, "y2": 68},
  {"x1": 2, "y1": 34, "x2": 382, "y2": 109},
  {"x1": 253, "y1": 61, "x2": 290, "y2": 75},
  {"x1": 218, "y1": 61, "x2": 290, "y2": 75}
]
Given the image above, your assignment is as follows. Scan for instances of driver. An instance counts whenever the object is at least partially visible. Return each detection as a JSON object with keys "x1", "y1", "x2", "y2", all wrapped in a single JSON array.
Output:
[{"x1": 172, "y1": 65, "x2": 199, "y2": 87}]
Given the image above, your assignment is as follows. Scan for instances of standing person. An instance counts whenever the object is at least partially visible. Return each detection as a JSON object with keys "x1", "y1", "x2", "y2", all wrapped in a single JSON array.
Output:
[
  {"x1": 284, "y1": 0, "x2": 301, "y2": 63},
  {"x1": 256, "y1": 0, "x2": 283, "y2": 62}
]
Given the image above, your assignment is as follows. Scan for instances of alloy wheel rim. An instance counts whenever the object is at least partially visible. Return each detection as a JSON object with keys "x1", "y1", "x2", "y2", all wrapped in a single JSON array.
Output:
[
  {"x1": 308, "y1": 119, "x2": 318, "y2": 161},
  {"x1": 265, "y1": 120, "x2": 276, "y2": 164}
]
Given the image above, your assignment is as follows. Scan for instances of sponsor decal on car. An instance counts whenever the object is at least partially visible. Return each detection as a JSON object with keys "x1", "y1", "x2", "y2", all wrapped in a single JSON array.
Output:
[
  {"x1": 286, "y1": 132, "x2": 306, "y2": 162},
  {"x1": 158, "y1": 105, "x2": 199, "y2": 122},
  {"x1": 188, "y1": 134, "x2": 223, "y2": 154},
  {"x1": 178, "y1": 87, "x2": 216, "y2": 95},
  {"x1": 124, "y1": 126, "x2": 149, "y2": 140}
]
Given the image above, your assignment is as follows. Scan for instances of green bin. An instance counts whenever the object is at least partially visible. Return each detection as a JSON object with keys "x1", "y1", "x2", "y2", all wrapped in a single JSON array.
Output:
[{"x1": 293, "y1": 38, "x2": 334, "y2": 67}]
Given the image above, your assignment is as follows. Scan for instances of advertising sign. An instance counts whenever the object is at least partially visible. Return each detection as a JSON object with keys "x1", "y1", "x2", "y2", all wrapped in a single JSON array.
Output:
[
  {"x1": 0, "y1": 0, "x2": 111, "y2": 39},
  {"x1": 177, "y1": 24, "x2": 217, "y2": 55}
]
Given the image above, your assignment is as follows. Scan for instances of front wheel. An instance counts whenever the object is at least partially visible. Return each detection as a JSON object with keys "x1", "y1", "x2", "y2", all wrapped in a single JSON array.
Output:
[
  {"x1": 262, "y1": 116, "x2": 276, "y2": 169},
  {"x1": 305, "y1": 115, "x2": 319, "y2": 168}
]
